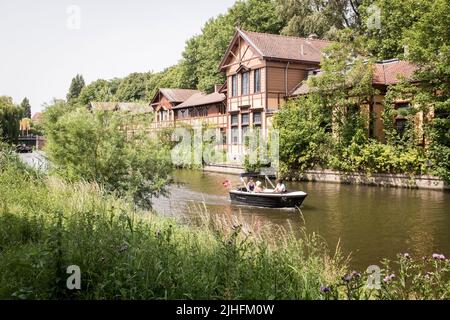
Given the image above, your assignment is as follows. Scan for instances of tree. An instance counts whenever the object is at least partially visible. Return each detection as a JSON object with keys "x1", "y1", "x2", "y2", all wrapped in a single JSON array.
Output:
[
  {"x1": 401, "y1": 0, "x2": 450, "y2": 180},
  {"x1": 358, "y1": 0, "x2": 429, "y2": 60},
  {"x1": 273, "y1": 95, "x2": 332, "y2": 173},
  {"x1": 78, "y1": 79, "x2": 116, "y2": 106},
  {"x1": 67, "y1": 74, "x2": 86, "y2": 101},
  {"x1": 43, "y1": 108, "x2": 172, "y2": 208},
  {"x1": 0, "y1": 96, "x2": 22, "y2": 144},
  {"x1": 180, "y1": 0, "x2": 285, "y2": 93},
  {"x1": 276, "y1": 0, "x2": 363, "y2": 39},
  {"x1": 115, "y1": 73, "x2": 150, "y2": 102},
  {"x1": 20, "y1": 97, "x2": 32, "y2": 119}
]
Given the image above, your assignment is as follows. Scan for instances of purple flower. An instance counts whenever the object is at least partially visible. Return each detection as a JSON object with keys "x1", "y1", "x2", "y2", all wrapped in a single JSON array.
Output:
[
  {"x1": 383, "y1": 274, "x2": 395, "y2": 284},
  {"x1": 320, "y1": 285, "x2": 331, "y2": 294},
  {"x1": 351, "y1": 271, "x2": 361, "y2": 279},
  {"x1": 432, "y1": 253, "x2": 446, "y2": 261},
  {"x1": 342, "y1": 274, "x2": 352, "y2": 283}
]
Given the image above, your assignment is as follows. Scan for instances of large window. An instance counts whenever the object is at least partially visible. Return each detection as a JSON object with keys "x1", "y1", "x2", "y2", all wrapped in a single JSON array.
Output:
[
  {"x1": 253, "y1": 112, "x2": 262, "y2": 125},
  {"x1": 231, "y1": 127, "x2": 239, "y2": 145},
  {"x1": 161, "y1": 110, "x2": 169, "y2": 122},
  {"x1": 242, "y1": 72, "x2": 249, "y2": 96},
  {"x1": 241, "y1": 125, "x2": 249, "y2": 144},
  {"x1": 241, "y1": 113, "x2": 249, "y2": 126},
  {"x1": 232, "y1": 75, "x2": 238, "y2": 97},
  {"x1": 254, "y1": 69, "x2": 261, "y2": 93},
  {"x1": 231, "y1": 114, "x2": 239, "y2": 126}
]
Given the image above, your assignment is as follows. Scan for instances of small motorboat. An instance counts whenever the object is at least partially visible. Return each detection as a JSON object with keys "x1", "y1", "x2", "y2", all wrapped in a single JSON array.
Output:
[{"x1": 228, "y1": 173, "x2": 308, "y2": 209}]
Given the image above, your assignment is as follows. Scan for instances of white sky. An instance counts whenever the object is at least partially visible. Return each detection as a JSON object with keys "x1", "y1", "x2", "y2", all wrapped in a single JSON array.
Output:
[{"x1": 0, "y1": 0, "x2": 236, "y2": 114}]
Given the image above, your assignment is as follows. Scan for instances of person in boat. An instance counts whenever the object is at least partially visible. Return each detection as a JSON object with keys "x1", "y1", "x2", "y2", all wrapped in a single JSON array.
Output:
[
  {"x1": 273, "y1": 179, "x2": 286, "y2": 193},
  {"x1": 254, "y1": 181, "x2": 264, "y2": 193},
  {"x1": 247, "y1": 178, "x2": 255, "y2": 192}
]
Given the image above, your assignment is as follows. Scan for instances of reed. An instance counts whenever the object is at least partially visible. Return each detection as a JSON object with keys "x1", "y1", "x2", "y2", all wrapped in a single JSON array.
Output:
[{"x1": 0, "y1": 156, "x2": 448, "y2": 300}]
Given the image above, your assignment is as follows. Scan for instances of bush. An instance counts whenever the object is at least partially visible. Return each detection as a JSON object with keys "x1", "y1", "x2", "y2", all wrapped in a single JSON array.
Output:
[
  {"x1": 330, "y1": 137, "x2": 428, "y2": 175},
  {"x1": 273, "y1": 96, "x2": 332, "y2": 174},
  {"x1": 0, "y1": 166, "x2": 347, "y2": 300},
  {"x1": 43, "y1": 107, "x2": 172, "y2": 208}
]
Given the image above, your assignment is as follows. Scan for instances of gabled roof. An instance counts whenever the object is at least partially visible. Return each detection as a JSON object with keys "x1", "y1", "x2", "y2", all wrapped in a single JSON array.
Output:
[
  {"x1": 220, "y1": 29, "x2": 333, "y2": 70},
  {"x1": 89, "y1": 102, "x2": 119, "y2": 111},
  {"x1": 117, "y1": 102, "x2": 153, "y2": 114},
  {"x1": 89, "y1": 102, "x2": 152, "y2": 114},
  {"x1": 373, "y1": 59, "x2": 417, "y2": 85},
  {"x1": 150, "y1": 88, "x2": 200, "y2": 105},
  {"x1": 174, "y1": 92, "x2": 226, "y2": 109}
]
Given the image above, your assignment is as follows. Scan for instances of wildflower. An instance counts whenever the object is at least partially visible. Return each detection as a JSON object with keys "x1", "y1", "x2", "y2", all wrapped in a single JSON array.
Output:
[
  {"x1": 320, "y1": 285, "x2": 331, "y2": 294},
  {"x1": 156, "y1": 229, "x2": 161, "y2": 238},
  {"x1": 351, "y1": 271, "x2": 361, "y2": 279},
  {"x1": 403, "y1": 253, "x2": 411, "y2": 259},
  {"x1": 432, "y1": 253, "x2": 446, "y2": 261},
  {"x1": 342, "y1": 274, "x2": 352, "y2": 283},
  {"x1": 383, "y1": 274, "x2": 395, "y2": 283}
]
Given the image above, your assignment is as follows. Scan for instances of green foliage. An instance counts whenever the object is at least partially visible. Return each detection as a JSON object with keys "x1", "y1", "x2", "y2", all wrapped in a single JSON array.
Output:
[
  {"x1": 274, "y1": 95, "x2": 332, "y2": 173},
  {"x1": 0, "y1": 163, "x2": 448, "y2": 300},
  {"x1": 0, "y1": 96, "x2": 22, "y2": 144},
  {"x1": 330, "y1": 134, "x2": 427, "y2": 175},
  {"x1": 66, "y1": 74, "x2": 85, "y2": 102},
  {"x1": 77, "y1": 79, "x2": 119, "y2": 106},
  {"x1": 180, "y1": 0, "x2": 284, "y2": 93},
  {"x1": 402, "y1": 0, "x2": 450, "y2": 181},
  {"x1": 276, "y1": 0, "x2": 362, "y2": 39},
  {"x1": 115, "y1": 72, "x2": 150, "y2": 102},
  {"x1": 359, "y1": 0, "x2": 430, "y2": 60},
  {"x1": 20, "y1": 98, "x2": 32, "y2": 119},
  {"x1": 43, "y1": 107, "x2": 172, "y2": 208}
]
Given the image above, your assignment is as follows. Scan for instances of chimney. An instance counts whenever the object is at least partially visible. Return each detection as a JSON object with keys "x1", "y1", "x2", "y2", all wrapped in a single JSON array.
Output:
[{"x1": 214, "y1": 84, "x2": 222, "y2": 93}]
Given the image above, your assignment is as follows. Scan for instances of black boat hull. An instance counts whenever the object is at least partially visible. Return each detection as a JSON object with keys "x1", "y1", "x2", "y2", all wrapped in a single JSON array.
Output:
[{"x1": 229, "y1": 190, "x2": 307, "y2": 208}]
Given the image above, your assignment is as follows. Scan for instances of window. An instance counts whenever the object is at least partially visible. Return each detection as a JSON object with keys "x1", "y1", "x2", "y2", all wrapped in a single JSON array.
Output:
[
  {"x1": 232, "y1": 75, "x2": 238, "y2": 97},
  {"x1": 161, "y1": 110, "x2": 169, "y2": 122},
  {"x1": 242, "y1": 72, "x2": 249, "y2": 96},
  {"x1": 254, "y1": 69, "x2": 261, "y2": 93},
  {"x1": 253, "y1": 112, "x2": 262, "y2": 125},
  {"x1": 241, "y1": 113, "x2": 249, "y2": 125},
  {"x1": 241, "y1": 125, "x2": 249, "y2": 144},
  {"x1": 231, "y1": 114, "x2": 239, "y2": 126},
  {"x1": 218, "y1": 103, "x2": 226, "y2": 114},
  {"x1": 396, "y1": 118, "x2": 407, "y2": 134},
  {"x1": 231, "y1": 127, "x2": 239, "y2": 145}
]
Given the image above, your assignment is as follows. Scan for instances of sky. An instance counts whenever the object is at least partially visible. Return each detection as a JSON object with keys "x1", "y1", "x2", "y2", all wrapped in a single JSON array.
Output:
[{"x1": 0, "y1": 0, "x2": 236, "y2": 115}]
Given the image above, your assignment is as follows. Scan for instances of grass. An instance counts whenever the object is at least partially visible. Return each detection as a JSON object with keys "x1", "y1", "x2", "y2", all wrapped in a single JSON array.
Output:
[{"x1": 0, "y1": 152, "x2": 449, "y2": 300}]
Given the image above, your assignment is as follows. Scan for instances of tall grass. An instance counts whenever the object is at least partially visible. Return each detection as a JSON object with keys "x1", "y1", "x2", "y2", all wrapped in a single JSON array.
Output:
[
  {"x1": 0, "y1": 154, "x2": 449, "y2": 300},
  {"x1": 0, "y1": 157, "x2": 346, "y2": 300}
]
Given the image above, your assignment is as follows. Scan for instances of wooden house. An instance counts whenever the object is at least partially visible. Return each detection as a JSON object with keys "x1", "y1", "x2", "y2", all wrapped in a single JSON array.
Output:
[{"x1": 219, "y1": 29, "x2": 332, "y2": 160}]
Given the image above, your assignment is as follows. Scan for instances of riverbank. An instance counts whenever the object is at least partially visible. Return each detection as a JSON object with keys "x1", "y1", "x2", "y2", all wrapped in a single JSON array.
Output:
[
  {"x1": 2, "y1": 153, "x2": 449, "y2": 300},
  {"x1": 202, "y1": 164, "x2": 450, "y2": 191}
]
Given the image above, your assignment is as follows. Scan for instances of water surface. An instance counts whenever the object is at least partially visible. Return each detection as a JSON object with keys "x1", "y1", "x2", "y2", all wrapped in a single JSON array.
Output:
[{"x1": 153, "y1": 170, "x2": 450, "y2": 270}]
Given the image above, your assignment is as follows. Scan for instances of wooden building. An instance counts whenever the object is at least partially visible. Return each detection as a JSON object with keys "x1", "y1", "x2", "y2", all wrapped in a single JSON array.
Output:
[
  {"x1": 149, "y1": 88, "x2": 200, "y2": 129},
  {"x1": 219, "y1": 29, "x2": 332, "y2": 160},
  {"x1": 290, "y1": 59, "x2": 420, "y2": 143}
]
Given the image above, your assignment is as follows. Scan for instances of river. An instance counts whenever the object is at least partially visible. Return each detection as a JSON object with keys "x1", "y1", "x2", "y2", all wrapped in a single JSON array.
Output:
[{"x1": 153, "y1": 170, "x2": 450, "y2": 270}]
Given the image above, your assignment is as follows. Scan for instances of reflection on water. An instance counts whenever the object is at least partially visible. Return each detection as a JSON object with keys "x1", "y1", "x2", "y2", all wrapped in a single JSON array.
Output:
[{"x1": 153, "y1": 170, "x2": 450, "y2": 270}]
